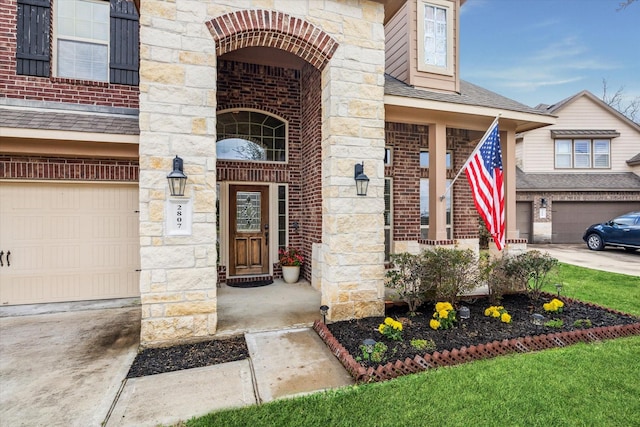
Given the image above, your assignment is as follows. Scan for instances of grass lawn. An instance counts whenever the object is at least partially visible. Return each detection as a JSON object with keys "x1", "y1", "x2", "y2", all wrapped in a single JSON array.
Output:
[{"x1": 185, "y1": 263, "x2": 640, "y2": 427}]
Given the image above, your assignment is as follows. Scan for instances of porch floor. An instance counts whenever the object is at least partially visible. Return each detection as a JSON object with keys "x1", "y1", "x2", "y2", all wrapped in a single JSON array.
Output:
[{"x1": 216, "y1": 279, "x2": 322, "y2": 337}]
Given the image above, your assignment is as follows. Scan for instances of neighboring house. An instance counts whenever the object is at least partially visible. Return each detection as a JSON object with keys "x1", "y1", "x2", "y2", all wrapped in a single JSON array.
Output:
[
  {"x1": 1, "y1": 0, "x2": 554, "y2": 347},
  {"x1": 515, "y1": 90, "x2": 640, "y2": 244}
]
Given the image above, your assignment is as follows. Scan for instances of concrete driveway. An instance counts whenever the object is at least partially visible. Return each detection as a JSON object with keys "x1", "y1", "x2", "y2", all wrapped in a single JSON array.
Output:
[
  {"x1": 528, "y1": 244, "x2": 639, "y2": 276},
  {"x1": 0, "y1": 306, "x2": 140, "y2": 427}
]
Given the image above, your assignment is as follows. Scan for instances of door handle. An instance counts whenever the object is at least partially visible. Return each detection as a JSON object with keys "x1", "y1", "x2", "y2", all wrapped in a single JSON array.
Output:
[
  {"x1": 0, "y1": 251, "x2": 3, "y2": 267},
  {"x1": 6, "y1": 251, "x2": 9, "y2": 267},
  {"x1": 264, "y1": 224, "x2": 269, "y2": 245}
]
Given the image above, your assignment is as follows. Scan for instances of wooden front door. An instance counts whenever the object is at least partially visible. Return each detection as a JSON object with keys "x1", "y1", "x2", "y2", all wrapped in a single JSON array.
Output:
[{"x1": 229, "y1": 185, "x2": 269, "y2": 276}]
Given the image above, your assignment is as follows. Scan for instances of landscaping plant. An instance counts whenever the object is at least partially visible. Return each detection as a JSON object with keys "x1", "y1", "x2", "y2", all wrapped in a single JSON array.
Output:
[
  {"x1": 378, "y1": 317, "x2": 403, "y2": 341},
  {"x1": 543, "y1": 298, "x2": 564, "y2": 313},
  {"x1": 501, "y1": 250, "x2": 559, "y2": 301},
  {"x1": 385, "y1": 252, "x2": 431, "y2": 315},
  {"x1": 484, "y1": 305, "x2": 512, "y2": 323},
  {"x1": 420, "y1": 247, "x2": 478, "y2": 304},
  {"x1": 429, "y1": 301, "x2": 456, "y2": 330}
]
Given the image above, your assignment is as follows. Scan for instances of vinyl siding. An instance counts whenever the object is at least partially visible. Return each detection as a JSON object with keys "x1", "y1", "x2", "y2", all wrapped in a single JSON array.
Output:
[
  {"x1": 385, "y1": 2, "x2": 409, "y2": 82},
  {"x1": 519, "y1": 95, "x2": 640, "y2": 173}
]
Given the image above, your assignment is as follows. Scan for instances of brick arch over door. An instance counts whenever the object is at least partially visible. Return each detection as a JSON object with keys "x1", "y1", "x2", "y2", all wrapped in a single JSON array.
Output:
[{"x1": 206, "y1": 10, "x2": 339, "y2": 70}]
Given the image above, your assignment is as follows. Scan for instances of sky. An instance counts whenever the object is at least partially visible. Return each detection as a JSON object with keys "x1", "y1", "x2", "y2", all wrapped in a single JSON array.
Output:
[{"x1": 459, "y1": 0, "x2": 640, "y2": 108}]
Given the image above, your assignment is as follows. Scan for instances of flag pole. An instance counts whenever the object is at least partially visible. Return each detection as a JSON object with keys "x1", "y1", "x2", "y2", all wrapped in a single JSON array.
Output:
[{"x1": 439, "y1": 114, "x2": 501, "y2": 201}]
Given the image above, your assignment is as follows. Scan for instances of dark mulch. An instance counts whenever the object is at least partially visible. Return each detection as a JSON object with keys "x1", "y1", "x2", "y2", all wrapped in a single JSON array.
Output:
[
  {"x1": 126, "y1": 294, "x2": 638, "y2": 378},
  {"x1": 327, "y1": 293, "x2": 639, "y2": 368},
  {"x1": 127, "y1": 336, "x2": 249, "y2": 378}
]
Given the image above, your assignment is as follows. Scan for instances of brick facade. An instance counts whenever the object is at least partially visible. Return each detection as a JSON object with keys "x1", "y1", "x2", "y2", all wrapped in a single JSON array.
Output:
[
  {"x1": 216, "y1": 59, "x2": 322, "y2": 282},
  {"x1": 0, "y1": 155, "x2": 139, "y2": 181},
  {"x1": 0, "y1": 0, "x2": 139, "y2": 109},
  {"x1": 384, "y1": 123, "x2": 480, "y2": 249},
  {"x1": 206, "y1": 10, "x2": 339, "y2": 70}
]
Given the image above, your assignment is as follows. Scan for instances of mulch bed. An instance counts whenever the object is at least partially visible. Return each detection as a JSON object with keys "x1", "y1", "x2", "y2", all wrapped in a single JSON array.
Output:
[
  {"x1": 126, "y1": 293, "x2": 640, "y2": 380},
  {"x1": 127, "y1": 336, "x2": 249, "y2": 378},
  {"x1": 317, "y1": 293, "x2": 640, "y2": 382}
]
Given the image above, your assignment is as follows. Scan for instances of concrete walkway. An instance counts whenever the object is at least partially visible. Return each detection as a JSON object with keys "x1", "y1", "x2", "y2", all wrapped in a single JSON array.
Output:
[
  {"x1": 0, "y1": 281, "x2": 354, "y2": 427},
  {"x1": 106, "y1": 328, "x2": 354, "y2": 427}
]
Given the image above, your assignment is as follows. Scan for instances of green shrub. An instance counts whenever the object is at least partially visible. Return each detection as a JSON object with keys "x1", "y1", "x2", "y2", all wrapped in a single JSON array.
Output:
[
  {"x1": 501, "y1": 251, "x2": 559, "y2": 302},
  {"x1": 479, "y1": 253, "x2": 520, "y2": 304},
  {"x1": 420, "y1": 248, "x2": 479, "y2": 304},
  {"x1": 386, "y1": 252, "x2": 433, "y2": 315}
]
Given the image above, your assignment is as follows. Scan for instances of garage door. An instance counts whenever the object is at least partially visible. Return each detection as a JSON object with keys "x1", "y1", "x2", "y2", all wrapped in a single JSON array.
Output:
[
  {"x1": 552, "y1": 201, "x2": 640, "y2": 244},
  {"x1": 516, "y1": 202, "x2": 532, "y2": 242},
  {"x1": 0, "y1": 183, "x2": 140, "y2": 305}
]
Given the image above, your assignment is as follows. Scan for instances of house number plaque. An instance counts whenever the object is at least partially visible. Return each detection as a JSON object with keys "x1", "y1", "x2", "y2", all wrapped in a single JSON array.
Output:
[{"x1": 166, "y1": 198, "x2": 193, "y2": 236}]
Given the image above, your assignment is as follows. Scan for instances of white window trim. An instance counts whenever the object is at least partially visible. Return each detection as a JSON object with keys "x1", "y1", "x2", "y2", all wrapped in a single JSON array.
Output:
[
  {"x1": 53, "y1": 0, "x2": 110, "y2": 82},
  {"x1": 554, "y1": 139, "x2": 611, "y2": 169},
  {"x1": 417, "y1": 0, "x2": 454, "y2": 76}
]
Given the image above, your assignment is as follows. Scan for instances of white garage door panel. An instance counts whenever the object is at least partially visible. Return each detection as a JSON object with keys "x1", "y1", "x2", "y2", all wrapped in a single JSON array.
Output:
[{"x1": 0, "y1": 183, "x2": 140, "y2": 305}]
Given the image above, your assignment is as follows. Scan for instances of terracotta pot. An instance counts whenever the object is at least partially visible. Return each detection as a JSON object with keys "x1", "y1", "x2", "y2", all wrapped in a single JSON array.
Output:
[{"x1": 282, "y1": 265, "x2": 300, "y2": 283}]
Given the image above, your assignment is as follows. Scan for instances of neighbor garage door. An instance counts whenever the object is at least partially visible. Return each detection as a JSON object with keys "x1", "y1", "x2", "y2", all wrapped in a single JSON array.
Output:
[
  {"x1": 0, "y1": 182, "x2": 140, "y2": 305},
  {"x1": 552, "y1": 201, "x2": 640, "y2": 243}
]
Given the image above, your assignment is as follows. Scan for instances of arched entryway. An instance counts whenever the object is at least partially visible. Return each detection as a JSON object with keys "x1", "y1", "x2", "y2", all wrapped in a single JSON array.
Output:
[{"x1": 208, "y1": 11, "x2": 337, "y2": 324}]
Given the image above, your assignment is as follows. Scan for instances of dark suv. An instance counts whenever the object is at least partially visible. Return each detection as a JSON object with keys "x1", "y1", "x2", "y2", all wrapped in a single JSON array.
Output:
[{"x1": 582, "y1": 211, "x2": 640, "y2": 251}]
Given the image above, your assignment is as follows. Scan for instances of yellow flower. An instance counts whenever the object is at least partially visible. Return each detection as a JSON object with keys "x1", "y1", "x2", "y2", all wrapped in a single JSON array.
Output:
[
  {"x1": 435, "y1": 302, "x2": 453, "y2": 312},
  {"x1": 552, "y1": 298, "x2": 564, "y2": 308},
  {"x1": 438, "y1": 309, "x2": 450, "y2": 319},
  {"x1": 384, "y1": 317, "x2": 394, "y2": 326},
  {"x1": 393, "y1": 320, "x2": 403, "y2": 331},
  {"x1": 429, "y1": 319, "x2": 440, "y2": 330},
  {"x1": 501, "y1": 313, "x2": 512, "y2": 323},
  {"x1": 543, "y1": 302, "x2": 552, "y2": 311},
  {"x1": 484, "y1": 307, "x2": 493, "y2": 317},
  {"x1": 378, "y1": 324, "x2": 385, "y2": 334},
  {"x1": 492, "y1": 310, "x2": 501, "y2": 318}
]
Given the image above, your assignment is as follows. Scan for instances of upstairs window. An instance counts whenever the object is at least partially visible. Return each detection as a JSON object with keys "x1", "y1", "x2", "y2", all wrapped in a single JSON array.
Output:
[
  {"x1": 56, "y1": 0, "x2": 109, "y2": 81},
  {"x1": 555, "y1": 139, "x2": 610, "y2": 169},
  {"x1": 16, "y1": 0, "x2": 139, "y2": 85},
  {"x1": 417, "y1": 0, "x2": 454, "y2": 76},
  {"x1": 217, "y1": 110, "x2": 287, "y2": 162}
]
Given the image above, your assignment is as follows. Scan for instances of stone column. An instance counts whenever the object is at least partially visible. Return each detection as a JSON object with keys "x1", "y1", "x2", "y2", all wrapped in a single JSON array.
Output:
[
  {"x1": 138, "y1": 0, "x2": 218, "y2": 347},
  {"x1": 318, "y1": 2, "x2": 386, "y2": 321}
]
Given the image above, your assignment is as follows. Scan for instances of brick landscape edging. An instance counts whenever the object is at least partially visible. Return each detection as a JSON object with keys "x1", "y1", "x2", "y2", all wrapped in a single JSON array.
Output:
[{"x1": 313, "y1": 296, "x2": 640, "y2": 383}]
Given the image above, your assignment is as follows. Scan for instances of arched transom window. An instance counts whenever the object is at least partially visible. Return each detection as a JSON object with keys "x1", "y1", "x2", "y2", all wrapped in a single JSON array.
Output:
[{"x1": 216, "y1": 110, "x2": 287, "y2": 162}]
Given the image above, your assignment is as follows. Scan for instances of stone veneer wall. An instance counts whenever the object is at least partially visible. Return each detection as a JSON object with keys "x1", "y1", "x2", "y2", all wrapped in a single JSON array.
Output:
[
  {"x1": 138, "y1": 0, "x2": 386, "y2": 345},
  {"x1": 138, "y1": 0, "x2": 219, "y2": 347},
  {"x1": 314, "y1": 1, "x2": 386, "y2": 321}
]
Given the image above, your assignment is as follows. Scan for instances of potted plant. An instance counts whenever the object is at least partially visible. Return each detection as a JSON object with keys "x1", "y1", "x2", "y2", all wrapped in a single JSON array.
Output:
[{"x1": 279, "y1": 247, "x2": 304, "y2": 283}]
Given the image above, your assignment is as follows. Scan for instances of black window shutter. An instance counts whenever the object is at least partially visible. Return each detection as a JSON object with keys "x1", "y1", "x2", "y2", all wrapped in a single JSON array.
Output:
[
  {"x1": 110, "y1": 0, "x2": 139, "y2": 85},
  {"x1": 16, "y1": 0, "x2": 51, "y2": 77}
]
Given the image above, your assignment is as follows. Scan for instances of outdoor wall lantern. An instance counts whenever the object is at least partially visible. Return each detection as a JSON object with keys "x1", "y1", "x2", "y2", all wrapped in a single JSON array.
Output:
[
  {"x1": 167, "y1": 155, "x2": 188, "y2": 197},
  {"x1": 540, "y1": 198, "x2": 548, "y2": 208},
  {"x1": 362, "y1": 338, "x2": 377, "y2": 357},
  {"x1": 320, "y1": 305, "x2": 329, "y2": 324},
  {"x1": 354, "y1": 162, "x2": 369, "y2": 196},
  {"x1": 459, "y1": 306, "x2": 471, "y2": 320}
]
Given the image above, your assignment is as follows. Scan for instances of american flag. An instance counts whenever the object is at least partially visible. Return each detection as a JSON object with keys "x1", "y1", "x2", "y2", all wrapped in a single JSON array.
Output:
[{"x1": 465, "y1": 119, "x2": 505, "y2": 250}]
